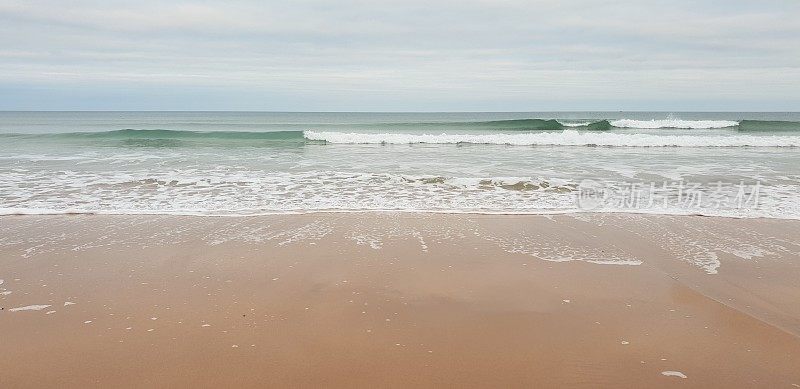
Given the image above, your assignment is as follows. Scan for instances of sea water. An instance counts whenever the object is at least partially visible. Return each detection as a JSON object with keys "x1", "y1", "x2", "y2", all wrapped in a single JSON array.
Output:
[{"x1": 1, "y1": 111, "x2": 798, "y2": 218}]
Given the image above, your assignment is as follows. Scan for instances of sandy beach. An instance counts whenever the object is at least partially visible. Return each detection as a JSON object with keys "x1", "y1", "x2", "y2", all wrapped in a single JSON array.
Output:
[
  {"x1": 5, "y1": 0, "x2": 800, "y2": 386},
  {"x1": 1, "y1": 213, "x2": 799, "y2": 387}
]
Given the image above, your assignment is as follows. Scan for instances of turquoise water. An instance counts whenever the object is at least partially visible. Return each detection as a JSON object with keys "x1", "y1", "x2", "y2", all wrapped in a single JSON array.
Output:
[{"x1": 1, "y1": 112, "x2": 799, "y2": 217}]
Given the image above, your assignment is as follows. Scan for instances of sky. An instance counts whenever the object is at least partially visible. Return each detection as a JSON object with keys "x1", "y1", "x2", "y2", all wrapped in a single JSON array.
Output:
[{"x1": 0, "y1": 0, "x2": 798, "y2": 111}]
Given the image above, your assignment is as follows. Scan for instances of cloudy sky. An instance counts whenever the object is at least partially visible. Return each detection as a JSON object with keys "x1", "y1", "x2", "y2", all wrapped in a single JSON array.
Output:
[{"x1": 0, "y1": 0, "x2": 798, "y2": 111}]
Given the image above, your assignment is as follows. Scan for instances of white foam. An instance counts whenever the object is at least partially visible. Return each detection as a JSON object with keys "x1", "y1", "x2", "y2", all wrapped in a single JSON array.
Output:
[
  {"x1": 304, "y1": 130, "x2": 800, "y2": 147},
  {"x1": 661, "y1": 371, "x2": 687, "y2": 379},
  {"x1": 2, "y1": 144, "x2": 799, "y2": 220},
  {"x1": 610, "y1": 119, "x2": 738, "y2": 129},
  {"x1": 586, "y1": 259, "x2": 643, "y2": 266},
  {"x1": 558, "y1": 120, "x2": 596, "y2": 127},
  {"x1": 9, "y1": 304, "x2": 51, "y2": 312}
]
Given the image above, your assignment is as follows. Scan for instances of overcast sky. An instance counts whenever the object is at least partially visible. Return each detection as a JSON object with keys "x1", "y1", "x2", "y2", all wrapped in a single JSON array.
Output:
[{"x1": 1, "y1": 0, "x2": 798, "y2": 111}]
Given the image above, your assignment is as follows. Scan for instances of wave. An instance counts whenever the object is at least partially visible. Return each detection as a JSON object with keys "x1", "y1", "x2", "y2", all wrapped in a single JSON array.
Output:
[
  {"x1": 326, "y1": 119, "x2": 612, "y2": 131},
  {"x1": 736, "y1": 120, "x2": 800, "y2": 132},
  {"x1": 362, "y1": 118, "x2": 797, "y2": 131},
  {"x1": 303, "y1": 130, "x2": 800, "y2": 147},
  {"x1": 608, "y1": 119, "x2": 739, "y2": 129},
  {"x1": 453, "y1": 118, "x2": 612, "y2": 131},
  {"x1": 3, "y1": 129, "x2": 305, "y2": 140},
  {"x1": 460, "y1": 118, "x2": 799, "y2": 131},
  {"x1": 360, "y1": 118, "x2": 800, "y2": 131},
  {"x1": 594, "y1": 119, "x2": 800, "y2": 131},
  {"x1": 2, "y1": 129, "x2": 308, "y2": 147},
  {"x1": 68, "y1": 128, "x2": 306, "y2": 140},
  {"x1": 2, "y1": 119, "x2": 798, "y2": 146}
]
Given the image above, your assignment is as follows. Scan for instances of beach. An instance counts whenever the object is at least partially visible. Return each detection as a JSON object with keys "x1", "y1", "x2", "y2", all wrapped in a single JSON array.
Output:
[
  {"x1": 2, "y1": 213, "x2": 799, "y2": 387},
  {"x1": 4, "y1": 0, "x2": 800, "y2": 386}
]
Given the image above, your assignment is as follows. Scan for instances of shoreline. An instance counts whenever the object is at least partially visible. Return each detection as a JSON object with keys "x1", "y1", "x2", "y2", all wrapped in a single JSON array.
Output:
[
  {"x1": 1, "y1": 209, "x2": 797, "y2": 221},
  {"x1": 2, "y1": 213, "x2": 799, "y2": 387}
]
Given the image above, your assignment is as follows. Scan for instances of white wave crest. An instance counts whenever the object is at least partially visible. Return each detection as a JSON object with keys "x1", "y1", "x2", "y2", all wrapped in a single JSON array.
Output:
[
  {"x1": 303, "y1": 130, "x2": 800, "y2": 147},
  {"x1": 609, "y1": 119, "x2": 739, "y2": 129},
  {"x1": 557, "y1": 121, "x2": 596, "y2": 127}
]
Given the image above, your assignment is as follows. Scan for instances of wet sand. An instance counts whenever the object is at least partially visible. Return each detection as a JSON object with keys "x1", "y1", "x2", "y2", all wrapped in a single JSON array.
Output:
[{"x1": 1, "y1": 213, "x2": 799, "y2": 388}]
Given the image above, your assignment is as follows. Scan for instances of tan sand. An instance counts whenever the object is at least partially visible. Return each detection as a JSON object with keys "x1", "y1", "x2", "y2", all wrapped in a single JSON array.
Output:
[{"x1": 1, "y1": 213, "x2": 799, "y2": 388}]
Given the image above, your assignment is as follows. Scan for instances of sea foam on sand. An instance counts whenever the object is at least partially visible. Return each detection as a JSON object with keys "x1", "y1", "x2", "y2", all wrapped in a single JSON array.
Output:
[
  {"x1": 661, "y1": 371, "x2": 688, "y2": 379},
  {"x1": 9, "y1": 304, "x2": 51, "y2": 312}
]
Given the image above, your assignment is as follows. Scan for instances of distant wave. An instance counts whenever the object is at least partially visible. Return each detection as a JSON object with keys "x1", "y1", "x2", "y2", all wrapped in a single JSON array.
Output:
[
  {"x1": 608, "y1": 119, "x2": 739, "y2": 129},
  {"x1": 358, "y1": 118, "x2": 799, "y2": 131},
  {"x1": 67, "y1": 128, "x2": 306, "y2": 140},
  {"x1": 606, "y1": 119, "x2": 800, "y2": 131},
  {"x1": 451, "y1": 118, "x2": 613, "y2": 131},
  {"x1": 736, "y1": 120, "x2": 800, "y2": 132},
  {"x1": 365, "y1": 118, "x2": 799, "y2": 131},
  {"x1": 2, "y1": 129, "x2": 308, "y2": 147},
  {"x1": 304, "y1": 130, "x2": 800, "y2": 147},
  {"x1": 3, "y1": 128, "x2": 304, "y2": 140},
  {"x1": 2, "y1": 119, "x2": 798, "y2": 145}
]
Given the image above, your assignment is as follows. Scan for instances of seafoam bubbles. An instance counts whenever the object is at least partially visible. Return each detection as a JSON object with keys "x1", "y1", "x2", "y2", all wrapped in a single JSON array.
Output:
[
  {"x1": 1, "y1": 146, "x2": 799, "y2": 219},
  {"x1": 9, "y1": 304, "x2": 51, "y2": 312},
  {"x1": 609, "y1": 119, "x2": 737, "y2": 129},
  {"x1": 477, "y1": 225, "x2": 642, "y2": 267},
  {"x1": 303, "y1": 130, "x2": 800, "y2": 147},
  {"x1": 661, "y1": 371, "x2": 687, "y2": 379}
]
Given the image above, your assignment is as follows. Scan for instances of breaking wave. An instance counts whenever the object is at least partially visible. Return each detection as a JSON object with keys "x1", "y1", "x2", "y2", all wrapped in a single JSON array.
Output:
[
  {"x1": 608, "y1": 119, "x2": 738, "y2": 129},
  {"x1": 303, "y1": 130, "x2": 800, "y2": 147},
  {"x1": 2, "y1": 119, "x2": 798, "y2": 147}
]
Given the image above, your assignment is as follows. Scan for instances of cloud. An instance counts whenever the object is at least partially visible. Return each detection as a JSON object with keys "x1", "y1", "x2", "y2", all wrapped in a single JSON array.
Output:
[{"x1": 0, "y1": 0, "x2": 798, "y2": 110}]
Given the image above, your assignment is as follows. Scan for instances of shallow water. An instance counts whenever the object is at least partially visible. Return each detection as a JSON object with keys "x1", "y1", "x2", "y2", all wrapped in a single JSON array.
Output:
[{"x1": 1, "y1": 111, "x2": 799, "y2": 218}]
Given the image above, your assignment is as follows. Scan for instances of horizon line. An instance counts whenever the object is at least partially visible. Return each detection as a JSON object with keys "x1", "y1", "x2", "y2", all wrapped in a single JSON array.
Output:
[{"x1": 1, "y1": 110, "x2": 798, "y2": 114}]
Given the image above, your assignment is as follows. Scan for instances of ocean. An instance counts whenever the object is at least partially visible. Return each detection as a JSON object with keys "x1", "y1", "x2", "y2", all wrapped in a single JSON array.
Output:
[{"x1": 1, "y1": 111, "x2": 799, "y2": 218}]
